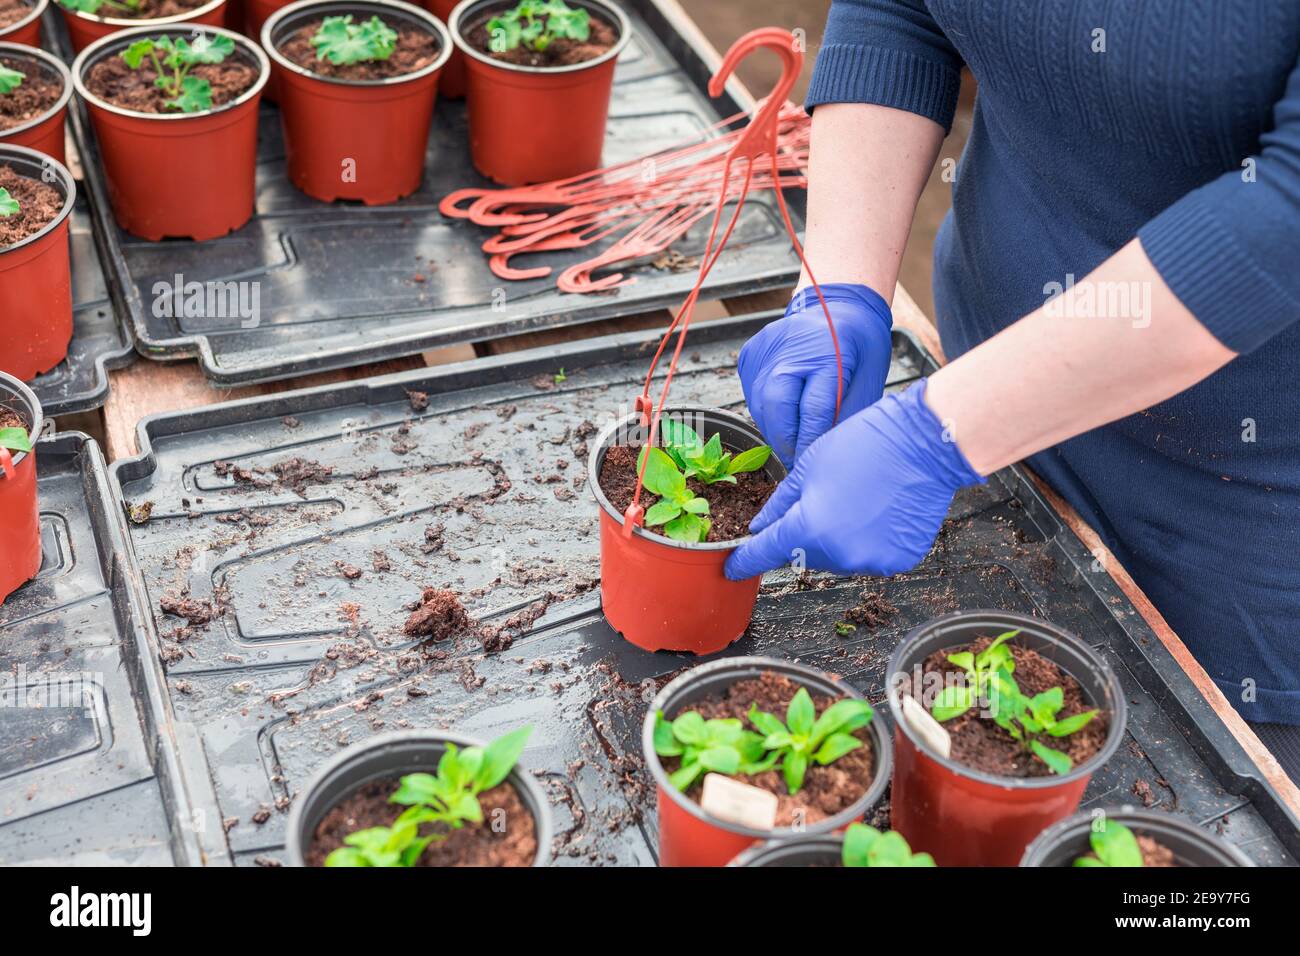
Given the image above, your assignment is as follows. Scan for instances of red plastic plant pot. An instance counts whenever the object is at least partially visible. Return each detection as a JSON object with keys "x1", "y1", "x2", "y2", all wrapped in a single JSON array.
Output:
[
  {"x1": 0, "y1": 371, "x2": 44, "y2": 606},
  {"x1": 72, "y1": 25, "x2": 269, "y2": 242},
  {"x1": 284, "y1": 730, "x2": 555, "y2": 867},
  {"x1": 1020, "y1": 806, "x2": 1253, "y2": 867},
  {"x1": 0, "y1": 43, "x2": 74, "y2": 166},
  {"x1": 243, "y1": 0, "x2": 292, "y2": 99},
  {"x1": 263, "y1": 0, "x2": 451, "y2": 205},
  {"x1": 886, "y1": 610, "x2": 1128, "y2": 867},
  {"x1": 421, "y1": 0, "x2": 463, "y2": 96},
  {"x1": 448, "y1": 0, "x2": 630, "y2": 186},
  {"x1": 59, "y1": 0, "x2": 229, "y2": 54},
  {"x1": 588, "y1": 406, "x2": 786, "y2": 655},
  {"x1": 729, "y1": 835, "x2": 842, "y2": 867},
  {"x1": 0, "y1": 0, "x2": 46, "y2": 47},
  {"x1": 642, "y1": 657, "x2": 892, "y2": 868},
  {"x1": 0, "y1": 145, "x2": 75, "y2": 378}
]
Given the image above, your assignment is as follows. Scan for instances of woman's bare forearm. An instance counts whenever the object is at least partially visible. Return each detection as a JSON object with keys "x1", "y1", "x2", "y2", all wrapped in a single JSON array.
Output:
[
  {"x1": 796, "y1": 103, "x2": 946, "y2": 301},
  {"x1": 924, "y1": 239, "x2": 1237, "y2": 475}
]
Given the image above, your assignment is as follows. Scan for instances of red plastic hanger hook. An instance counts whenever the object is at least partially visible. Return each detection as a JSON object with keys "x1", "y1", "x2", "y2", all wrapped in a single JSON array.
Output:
[{"x1": 707, "y1": 28, "x2": 802, "y2": 162}]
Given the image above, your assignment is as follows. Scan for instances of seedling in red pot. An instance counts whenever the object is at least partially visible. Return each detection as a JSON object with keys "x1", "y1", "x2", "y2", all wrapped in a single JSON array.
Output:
[
  {"x1": 310, "y1": 15, "x2": 398, "y2": 66},
  {"x1": 661, "y1": 418, "x2": 771, "y2": 484},
  {"x1": 0, "y1": 65, "x2": 23, "y2": 95},
  {"x1": 0, "y1": 187, "x2": 18, "y2": 218},
  {"x1": 653, "y1": 710, "x2": 779, "y2": 792},
  {"x1": 487, "y1": 0, "x2": 590, "y2": 54},
  {"x1": 842, "y1": 822, "x2": 935, "y2": 867},
  {"x1": 0, "y1": 423, "x2": 31, "y2": 453},
  {"x1": 121, "y1": 34, "x2": 237, "y2": 113},
  {"x1": 747, "y1": 689, "x2": 874, "y2": 794},
  {"x1": 637, "y1": 445, "x2": 711, "y2": 543},
  {"x1": 929, "y1": 628, "x2": 1017, "y2": 720},
  {"x1": 57, "y1": 0, "x2": 141, "y2": 15},
  {"x1": 1073, "y1": 820, "x2": 1143, "y2": 867}
]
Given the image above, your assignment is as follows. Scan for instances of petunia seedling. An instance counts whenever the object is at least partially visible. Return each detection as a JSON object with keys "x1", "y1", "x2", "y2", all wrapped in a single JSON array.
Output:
[
  {"x1": 660, "y1": 418, "x2": 771, "y2": 485},
  {"x1": 311, "y1": 15, "x2": 398, "y2": 66},
  {"x1": 747, "y1": 689, "x2": 874, "y2": 794},
  {"x1": 842, "y1": 822, "x2": 935, "y2": 867},
  {"x1": 653, "y1": 710, "x2": 779, "y2": 792},
  {"x1": 0, "y1": 65, "x2": 23, "y2": 95},
  {"x1": 487, "y1": 0, "x2": 590, "y2": 55},
  {"x1": 984, "y1": 669, "x2": 1099, "y2": 774},
  {"x1": 325, "y1": 725, "x2": 533, "y2": 867},
  {"x1": 0, "y1": 425, "x2": 32, "y2": 453},
  {"x1": 121, "y1": 33, "x2": 236, "y2": 113},
  {"x1": 0, "y1": 187, "x2": 18, "y2": 218},
  {"x1": 929, "y1": 629, "x2": 1017, "y2": 721},
  {"x1": 1073, "y1": 819, "x2": 1144, "y2": 867},
  {"x1": 637, "y1": 445, "x2": 710, "y2": 543}
]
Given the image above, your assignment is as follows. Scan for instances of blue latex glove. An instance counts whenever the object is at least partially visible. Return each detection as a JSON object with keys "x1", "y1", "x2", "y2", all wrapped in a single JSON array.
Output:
[
  {"x1": 725, "y1": 380, "x2": 985, "y2": 581},
  {"x1": 737, "y1": 283, "x2": 893, "y2": 468}
]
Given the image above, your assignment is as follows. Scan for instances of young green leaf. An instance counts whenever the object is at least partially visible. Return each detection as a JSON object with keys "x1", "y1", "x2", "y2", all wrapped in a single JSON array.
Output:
[
  {"x1": 635, "y1": 445, "x2": 711, "y2": 543},
  {"x1": 1074, "y1": 820, "x2": 1144, "y2": 867},
  {"x1": 747, "y1": 690, "x2": 873, "y2": 795},
  {"x1": 841, "y1": 822, "x2": 936, "y2": 867},
  {"x1": 311, "y1": 15, "x2": 398, "y2": 66},
  {"x1": 727, "y1": 445, "x2": 771, "y2": 475},
  {"x1": 474, "y1": 724, "x2": 532, "y2": 792},
  {"x1": 324, "y1": 821, "x2": 432, "y2": 867},
  {"x1": 164, "y1": 75, "x2": 213, "y2": 113},
  {"x1": 0, "y1": 65, "x2": 24, "y2": 95},
  {"x1": 0, "y1": 188, "x2": 18, "y2": 218},
  {"x1": 0, "y1": 427, "x2": 31, "y2": 453},
  {"x1": 120, "y1": 33, "x2": 232, "y2": 113},
  {"x1": 654, "y1": 709, "x2": 778, "y2": 792},
  {"x1": 486, "y1": 0, "x2": 590, "y2": 54}
]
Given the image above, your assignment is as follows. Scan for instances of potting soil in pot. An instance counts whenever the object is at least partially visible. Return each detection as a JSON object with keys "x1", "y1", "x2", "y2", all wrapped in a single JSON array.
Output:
[
  {"x1": 919, "y1": 635, "x2": 1110, "y2": 777},
  {"x1": 598, "y1": 444, "x2": 775, "y2": 543},
  {"x1": 0, "y1": 163, "x2": 59, "y2": 245},
  {"x1": 0, "y1": 57, "x2": 60, "y2": 131},
  {"x1": 466, "y1": 5, "x2": 617, "y2": 68},
  {"x1": 278, "y1": 17, "x2": 439, "y2": 79},
  {"x1": 0, "y1": 404, "x2": 28, "y2": 432},
  {"x1": 304, "y1": 777, "x2": 538, "y2": 866},
  {"x1": 663, "y1": 670, "x2": 876, "y2": 827},
  {"x1": 72, "y1": 0, "x2": 210, "y2": 19},
  {"x1": 1075, "y1": 833, "x2": 1178, "y2": 868},
  {"x1": 84, "y1": 52, "x2": 258, "y2": 113},
  {"x1": 0, "y1": 0, "x2": 31, "y2": 29}
]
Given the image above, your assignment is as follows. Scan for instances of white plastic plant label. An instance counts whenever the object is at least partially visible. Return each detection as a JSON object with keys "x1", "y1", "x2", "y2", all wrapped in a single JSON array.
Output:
[
  {"x1": 902, "y1": 693, "x2": 952, "y2": 759},
  {"x1": 700, "y1": 773, "x2": 779, "y2": 830}
]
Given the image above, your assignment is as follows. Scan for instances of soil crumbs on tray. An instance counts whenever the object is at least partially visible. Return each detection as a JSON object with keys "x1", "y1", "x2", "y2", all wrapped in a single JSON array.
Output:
[
  {"x1": 305, "y1": 777, "x2": 537, "y2": 867},
  {"x1": 598, "y1": 444, "x2": 774, "y2": 543},
  {"x1": 0, "y1": 57, "x2": 61, "y2": 132},
  {"x1": 919, "y1": 636, "x2": 1109, "y2": 778},
  {"x1": 0, "y1": 164, "x2": 60, "y2": 247},
  {"x1": 84, "y1": 52, "x2": 258, "y2": 114},
  {"x1": 0, "y1": 0, "x2": 31, "y2": 28},
  {"x1": 278, "y1": 19, "x2": 438, "y2": 80},
  {"x1": 664, "y1": 671, "x2": 875, "y2": 827},
  {"x1": 467, "y1": 7, "x2": 617, "y2": 68}
]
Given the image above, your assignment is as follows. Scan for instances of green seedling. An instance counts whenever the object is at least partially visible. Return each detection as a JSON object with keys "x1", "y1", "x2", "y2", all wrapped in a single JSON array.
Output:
[
  {"x1": 0, "y1": 65, "x2": 23, "y2": 95},
  {"x1": 653, "y1": 710, "x2": 778, "y2": 792},
  {"x1": 553, "y1": 367, "x2": 567, "y2": 384},
  {"x1": 637, "y1": 445, "x2": 710, "y2": 543},
  {"x1": 311, "y1": 15, "x2": 398, "y2": 66},
  {"x1": 1073, "y1": 820, "x2": 1144, "y2": 867},
  {"x1": 0, "y1": 187, "x2": 18, "y2": 218},
  {"x1": 57, "y1": 0, "x2": 141, "y2": 16},
  {"x1": 0, "y1": 425, "x2": 32, "y2": 453},
  {"x1": 325, "y1": 725, "x2": 533, "y2": 867},
  {"x1": 842, "y1": 822, "x2": 935, "y2": 867},
  {"x1": 660, "y1": 418, "x2": 771, "y2": 485},
  {"x1": 487, "y1": 0, "x2": 590, "y2": 54},
  {"x1": 121, "y1": 33, "x2": 236, "y2": 113},
  {"x1": 833, "y1": 622, "x2": 856, "y2": 636},
  {"x1": 984, "y1": 670, "x2": 1099, "y2": 774},
  {"x1": 929, "y1": 629, "x2": 1018, "y2": 721},
  {"x1": 747, "y1": 689, "x2": 873, "y2": 794}
]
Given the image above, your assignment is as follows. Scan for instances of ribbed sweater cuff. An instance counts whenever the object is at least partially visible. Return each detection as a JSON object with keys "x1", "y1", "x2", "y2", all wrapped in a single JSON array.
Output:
[
  {"x1": 806, "y1": 43, "x2": 961, "y2": 133},
  {"x1": 1139, "y1": 197, "x2": 1300, "y2": 355}
]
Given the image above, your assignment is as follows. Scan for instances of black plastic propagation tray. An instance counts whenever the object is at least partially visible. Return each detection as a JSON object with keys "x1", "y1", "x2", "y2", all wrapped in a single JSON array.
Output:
[
  {"x1": 0, "y1": 432, "x2": 201, "y2": 865},
  {"x1": 106, "y1": 312, "x2": 1300, "y2": 866},
  {"x1": 54, "y1": 0, "x2": 804, "y2": 387}
]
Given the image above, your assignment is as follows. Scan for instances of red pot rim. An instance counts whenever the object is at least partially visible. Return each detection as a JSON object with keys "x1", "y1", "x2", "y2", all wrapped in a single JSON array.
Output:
[
  {"x1": 886, "y1": 609, "x2": 1129, "y2": 790},
  {"x1": 642, "y1": 655, "x2": 893, "y2": 841},
  {"x1": 587, "y1": 405, "x2": 785, "y2": 553},
  {"x1": 448, "y1": 0, "x2": 630, "y2": 76},
  {"x1": 262, "y1": 0, "x2": 452, "y2": 87},
  {"x1": 0, "y1": 0, "x2": 47, "y2": 37},
  {"x1": 0, "y1": 143, "x2": 75, "y2": 256},
  {"x1": 0, "y1": 369, "x2": 45, "y2": 470},
  {"x1": 71, "y1": 23, "x2": 269, "y2": 122},
  {"x1": 0, "y1": 42, "x2": 73, "y2": 140},
  {"x1": 59, "y1": 0, "x2": 225, "y2": 27}
]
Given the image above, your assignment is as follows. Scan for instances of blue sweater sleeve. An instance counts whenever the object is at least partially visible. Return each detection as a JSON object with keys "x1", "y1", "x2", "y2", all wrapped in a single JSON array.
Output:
[
  {"x1": 1139, "y1": 53, "x2": 1300, "y2": 355},
  {"x1": 805, "y1": 0, "x2": 963, "y2": 133}
]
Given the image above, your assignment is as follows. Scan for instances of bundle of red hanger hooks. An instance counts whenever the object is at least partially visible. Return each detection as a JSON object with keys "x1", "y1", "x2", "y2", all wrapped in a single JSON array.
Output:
[{"x1": 442, "y1": 27, "x2": 843, "y2": 537}]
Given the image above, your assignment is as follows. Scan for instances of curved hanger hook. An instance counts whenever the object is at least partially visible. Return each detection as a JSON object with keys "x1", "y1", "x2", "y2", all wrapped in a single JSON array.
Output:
[{"x1": 707, "y1": 27, "x2": 802, "y2": 160}]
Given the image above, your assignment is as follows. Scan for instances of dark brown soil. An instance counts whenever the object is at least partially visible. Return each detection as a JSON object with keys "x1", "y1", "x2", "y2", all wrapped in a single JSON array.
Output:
[
  {"x1": 467, "y1": 6, "x2": 617, "y2": 68},
  {"x1": 305, "y1": 776, "x2": 538, "y2": 867},
  {"x1": 0, "y1": 0, "x2": 32, "y2": 29},
  {"x1": 71, "y1": 0, "x2": 208, "y2": 20},
  {"x1": 845, "y1": 589, "x2": 897, "y2": 629},
  {"x1": 84, "y1": 51, "x2": 258, "y2": 114},
  {"x1": 0, "y1": 163, "x2": 61, "y2": 247},
  {"x1": 663, "y1": 671, "x2": 876, "y2": 827},
  {"x1": 403, "y1": 587, "x2": 472, "y2": 640},
  {"x1": 0, "y1": 406, "x2": 28, "y2": 433},
  {"x1": 278, "y1": 19, "x2": 439, "y2": 80},
  {"x1": 0, "y1": 57, "x2": 61, "y2": 132},
  {"x1": 918, "y1": 636, "x2": 1109, "y2": 778},
  {"x1": 598, "y1": 444, "x2": 775, "y2": 544}
]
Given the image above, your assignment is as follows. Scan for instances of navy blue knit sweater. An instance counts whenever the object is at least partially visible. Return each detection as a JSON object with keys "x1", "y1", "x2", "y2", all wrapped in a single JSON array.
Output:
[{"x1": 808, "y1": 1, "x2": 1300, "y2": 722}]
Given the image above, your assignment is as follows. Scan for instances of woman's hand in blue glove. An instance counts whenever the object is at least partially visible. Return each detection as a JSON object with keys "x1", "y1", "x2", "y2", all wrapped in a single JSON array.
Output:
[
  {"x1": 725, "y1": 380, "x2": 985, "y2": 581},
  {"x1": 737, "y1": 283, "x2": 893, "y2": 469}
]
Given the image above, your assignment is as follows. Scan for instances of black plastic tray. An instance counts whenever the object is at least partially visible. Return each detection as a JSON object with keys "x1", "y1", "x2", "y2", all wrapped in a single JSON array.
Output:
[
  {"x1": 0, "y1": 432, "x2": 202, "y2": 865},
  {"x1": 54, "y1": 0, "x2": 804, "y2": 387},
  {"x1": 108, "y1": 313, "x2": 1299, "y2": 866}
]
